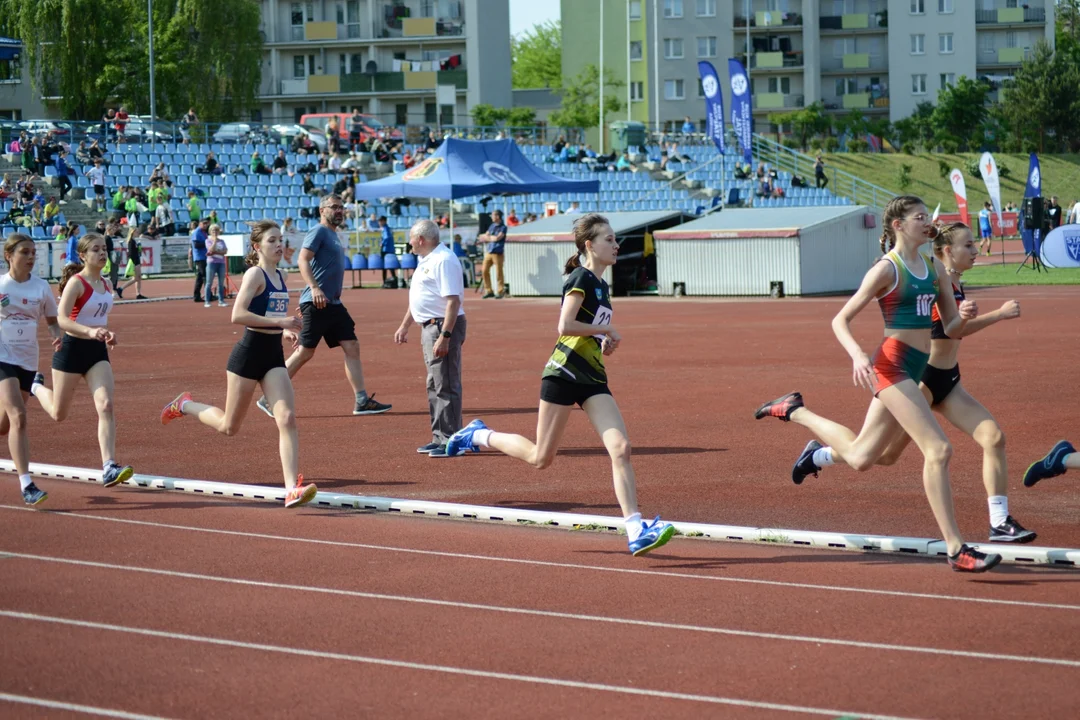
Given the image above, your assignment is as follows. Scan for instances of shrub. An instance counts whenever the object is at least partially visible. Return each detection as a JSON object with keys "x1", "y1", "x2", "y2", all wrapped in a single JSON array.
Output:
[
  {"x1": 781, "y1": 136, "x2": 801, "y2": 150},
  {"x1": 897, "y1": 163, "x2": 913, "y2": 192},
  {"x1": 823, "y1": 136, "x2": 839, "y2": 152},
  {"x1": 937, "y1": 159, "x2": 951, "y2": 179},
  {"x1": 847, "y1": 137, "x2": 869, "y2": 153}
]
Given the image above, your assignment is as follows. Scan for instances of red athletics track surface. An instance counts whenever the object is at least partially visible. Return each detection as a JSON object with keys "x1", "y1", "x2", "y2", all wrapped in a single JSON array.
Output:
[{"x1": 3, "y1": 279, "x2": 1080, "y2": 717}]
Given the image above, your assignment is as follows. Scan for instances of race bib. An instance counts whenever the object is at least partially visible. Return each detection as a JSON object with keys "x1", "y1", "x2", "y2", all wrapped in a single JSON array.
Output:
[
  {"x1": 592, "y1": 304, "x2": 613, "y2": 341},
  {"x1": 1, "y1": 317, "x2": 35, "y2": 345},
  {"x1": 266, "y1": 291, "x2": 289, "y2": 318}
]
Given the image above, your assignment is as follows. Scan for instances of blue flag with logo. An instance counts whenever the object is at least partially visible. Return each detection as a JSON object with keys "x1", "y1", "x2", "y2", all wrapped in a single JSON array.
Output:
[
  {"x1": 697, "y1": 61, "x2": 726, "y2": 155},
  {"x1": 727, "y1": 58, "x2": 753, "y2": 164},
  {"x1": 1024, "y1": 153, "x2": 1041, "y2": 198}
]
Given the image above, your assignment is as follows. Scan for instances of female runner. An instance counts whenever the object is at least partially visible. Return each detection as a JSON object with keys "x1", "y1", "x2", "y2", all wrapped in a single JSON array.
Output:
[
  {"x1": 116, "y1": 225, "x2": 147, "y2": 300},
  {"x1": 791, "y1": 222, "x2": 1034, "y2": 543},
  {"x1": 445, "y1": 213, "x2": 675, "y2": 556},
  {"x1": 754, "y1": 196, "x2": 1000, "y2": 572},
  {"x1": 160, "y1": 220, "x2": 317, "y2": 508},
  {"x1": 30, "y1": 233, "x2": 134, "y2": 488},
  {"x1": 1, "y1": 234, "x2": 62, "y2": 504}
]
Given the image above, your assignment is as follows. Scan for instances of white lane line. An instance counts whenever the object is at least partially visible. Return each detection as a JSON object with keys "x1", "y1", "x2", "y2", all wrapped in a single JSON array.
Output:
[
  {"x1": 0, "y1": 611, "x2": 922, "y2": 720},
  {"x1": 0, "y1": 692, "x2": 169, "y2": 719},
  {"x1": 6, "y1": 550, "x2": 1078, "y2": 669},
  {"x1": 4, "y1": 505, "x2": 1078, "y2": 612}
]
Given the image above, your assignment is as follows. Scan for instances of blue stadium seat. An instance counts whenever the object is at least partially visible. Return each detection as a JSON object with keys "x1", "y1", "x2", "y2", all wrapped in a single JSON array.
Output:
[
  {"x1": 383, "y1": 253, "x2": 400, "y2": 270},
  {"x1": 351, "y1": 253, "x2": 368, "y2": 270},
  {"x1": 366, "y1": 253, "x2": 383, "y2": 270},
  {"x1": 400, "y1": 253, "x2": 418, "y2": 270}
]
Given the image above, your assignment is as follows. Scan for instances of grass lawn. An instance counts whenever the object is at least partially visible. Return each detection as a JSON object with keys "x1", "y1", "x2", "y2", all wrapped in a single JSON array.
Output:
[
  {"x1": 961, "y1": 263, "x2": 1080, "y2": 286},
  {"x1": 820, "y1": 153, "x2": 1080, "y2": 212}
]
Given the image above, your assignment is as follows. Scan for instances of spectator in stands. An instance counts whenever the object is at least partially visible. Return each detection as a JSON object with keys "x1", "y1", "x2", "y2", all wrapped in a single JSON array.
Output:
[
  {"x1": 756, "y1": 162, "x2": 767, "y2": 182},
  {"x1": 124, "y1": 188, "x2": 141, "y2": 226},
  {"x1": 505, "y1": 209, "x2": 521, "y2": 227},
  {"x1": 199, "y1": 151, "x2": 222, "y2": 175},
  {"x1": 292, "y1": 132, "x2": 315, "y2": 155},
  {"x1": 478, "y1": 209, "x2": 507, "y2": 299},
  {"x1": 101, "y1": 109, "x2": 115, "y2": 143},
  {"x1": 23, "y1": 200, "x2": 43, "y2": 228},
  {"x1": 190, "y1": 218, "x2": 210, "y2": 303},
  {"x1": 615, "y1": 151, "x2": 635, "y2": 172},
  {"x1": 682, "y1": 116, "x2": 697, "y2": 135},
  {"x1": 815, "y1": 155, "x2": 828, "y2": 189},
  {"x1": 53, "y1": 148, "x2": 73, "y2": 201},
  {"x1": 75, "y1": 141, "x2": 92, "y2": 165},
  {"x1": 250, "y1": 151, "x2": 271, "y2": 175},
  {"x1": 155, "y1": 198, "x2": 176, "y2": 236},
  {"x1": 426, "y1": 130, "x2": 441, "y2": 152},
  {"x1": 32, "y1": 137, "x2": 47, "y2": 176},
  {"x1": 206, "y1": 209, "x2": 221, "y2": 228},
  {"x1": 379, "y1": 216, "x2": 398, "y2": 289},
  {"x1": 302, "y1": 174, "x2": 324, "y2": 197},
  {"x1": 552, "y1": 134, "x2": 567, "y2": 155},
  {"x1": 150, "y1": 162, "x2": 171, "y2": 187},
  {"x1": 563, "y1": 202, "x2": 581, "y2": 214},
  {"x1": 349, "y1": 108, "x2": 364, "y2": 152},
  {"x1": 328, "y1": 152, "x2": 344, "y2": 174},
  {"x1": 43, "y1": 196, "x2": 60, "y2": 226},
  {"x1": 524, "y1": 212, "x2": 537, "y2": 223},
  {"x1": 0, "y1": 173, "x2": 11, "y2": 200},
  {"x1": 104, "y1": 220, "x2": 122, "y2": 291},
  {"x1": 341, "y1": 151, "x2": 362, "y2": 172},
  {"x1": 20, "y1": 140, "x2": 34, "y2": 176},
  {"x1": 316, "y1": 152, "x2": 330, "y2": 172},
  {"x1": 205, "y1": 223, "x2": 228, "y2": 307},
  {"x1": 186, "y1": 190, "x2": 202, "y2": 223},
  {"x1": 144, "y1": 217, "x2": 163, "y2": 240},
  {"x1": 272, "y1": 149, "x2": 291, "y2": 176},
  {"x1": 114, "y1": 106, "x2": 129, "y2": 144},
  {"x1": 84, "y1": 159, "x2": 107, "y2": 214},
  {"x1": 179, "y1": 107, "x2": 198, "y2": 144},
  {"x1": 326, "y1": 116, "x2": 342, "y2": 154}
]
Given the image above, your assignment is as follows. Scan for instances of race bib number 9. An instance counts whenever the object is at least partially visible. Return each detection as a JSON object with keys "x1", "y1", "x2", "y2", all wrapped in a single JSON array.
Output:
[{"x1": 1, "y1": 318, "x2": 34, "y2": 345}]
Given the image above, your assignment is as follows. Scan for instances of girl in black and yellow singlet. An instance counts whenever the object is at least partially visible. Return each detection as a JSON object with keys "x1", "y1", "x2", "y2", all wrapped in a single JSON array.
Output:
[
  {"x1": 807, "y1": 222, "x2": 1033, "y2": 544},
  {"x1": 446, "y1": 213, "x2": 676, "y2": 557},
  {"x1": 754, "y1": 196, "x2": 1001, "y2": 573}
]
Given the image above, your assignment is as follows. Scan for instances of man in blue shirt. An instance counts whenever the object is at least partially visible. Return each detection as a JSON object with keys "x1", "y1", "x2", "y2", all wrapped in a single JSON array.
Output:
[
  {"x1": 379, "y1": 215, "x2": 398, "y2": 288},
  {"x1": 256, "y1": 193, "x2": 391, "y2": 417},
  {"x1": 681, "y1": 116, "x2": 695, "y2": 135},
  {"x1": 190, "y1": 218, "x2": 209, "y2": 302},
  {"x1": 478, "y1": 209, "x2": 507, "y2": 299},
  {"x1": 54, "y1": 148, "x2": 73, "y2": 201}
]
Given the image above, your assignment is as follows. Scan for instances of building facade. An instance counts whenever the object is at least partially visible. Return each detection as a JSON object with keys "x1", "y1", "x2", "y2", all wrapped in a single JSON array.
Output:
[
  {"x1": 562, "y1": 0, "x2": 1054, "y2": 133},
  {"x1": 256, "y1": 0, "x2": 512, "y2": 126},
  {"x1": 0, "y1": 38, "x2": 53, "y2": 121}
]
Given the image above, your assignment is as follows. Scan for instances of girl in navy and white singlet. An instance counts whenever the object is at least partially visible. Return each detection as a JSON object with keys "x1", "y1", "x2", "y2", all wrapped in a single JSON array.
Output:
[
  {"x1": 31, "y1": 233, "x2": 134, "y2": 489},
  {"x1": 161, "y1": 220, "x2": 317, "y2": 508}
]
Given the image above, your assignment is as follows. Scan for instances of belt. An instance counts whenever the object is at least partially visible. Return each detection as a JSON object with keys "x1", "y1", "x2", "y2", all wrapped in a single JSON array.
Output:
[{"x1": 421, "y1": 318, "x2": 442, "y2": 327}]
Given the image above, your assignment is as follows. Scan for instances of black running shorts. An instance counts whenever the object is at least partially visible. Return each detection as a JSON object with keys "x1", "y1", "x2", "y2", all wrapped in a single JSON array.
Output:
[
  {"x1": 52, "y1": 336, "x2": 109, "y2": 376},
  {"x1": 922, "y1": 363, "x2": 961, "y2": 407},
  {"x1": 539, "y1": 375, "x2": 612, "y2": 408},
  {"x1": 298, "y1": 302, "x2": 357, "y2": 349},
  {"x1": 226, "y1": 330, "x2": 286, "y2": 381}
]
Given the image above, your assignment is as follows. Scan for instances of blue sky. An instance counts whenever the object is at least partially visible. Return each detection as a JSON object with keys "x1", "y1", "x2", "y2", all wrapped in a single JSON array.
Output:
[{"x1": 509, "y1": 0, "x2": 560, "y2": 37}]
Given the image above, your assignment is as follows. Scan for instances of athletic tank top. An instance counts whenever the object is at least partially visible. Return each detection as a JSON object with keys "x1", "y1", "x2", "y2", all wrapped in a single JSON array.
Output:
[
  {"x1": 247, "y1": 269, "x2": 288, "y2": 322},
  {"x1": 877, "y1": 250, "x2": 938, "y2": 330},
  {"x1": 930, "y1": 280, "x2": 965, "y2": 340},
  {"x1": 69, "y1": 275, "x2": 113, "y2": 328}
]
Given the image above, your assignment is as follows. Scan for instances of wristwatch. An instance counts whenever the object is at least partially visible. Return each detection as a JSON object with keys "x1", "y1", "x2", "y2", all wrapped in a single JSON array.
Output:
[{"x1": 441, "y1": 330, "x2": 452, "y2": 339}]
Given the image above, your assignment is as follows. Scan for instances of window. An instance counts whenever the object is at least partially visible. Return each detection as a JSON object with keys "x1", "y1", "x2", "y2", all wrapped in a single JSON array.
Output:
[
  {"x1": 939, "y1": 33, "x2": 953, "y2": 53},
  {"x1": 940, "y1": 73, "x2": 955, "y2": 88},
  {"x1": 938, "y1": 0, "x2": 953, "y2": 12},
  {"x1": 350, "y1": 53, "x2": 363, "y2": 73},
  {"x1": 664, "y1": 38, "x2": 684, "y2": 59},
  {"x1": 696, "y1": 36, "x2": 717, "y2": 58},
  {"x1": 696, "y1": 0, "x2": 715, "y2": 16},
  {"x1": 768, "y1": 77, "x2": 791, "y2": 94},
  {"x1": 912, "y1": 74, "x2": 927, "y2": 94},
  {"x1": 293, "y1": 55, "x2": 306, "y2": 79},
  {"x1": 766, "y1": 0, "x2": 788, "y2": 9},
  {"x1": 664, "y1": 79, "x2": 685, "y2": 100},
  {"x1": 395, "y1": 103, "x2": 408, "y2": 126},
  {"x1": 290, "y1": 2, "x2": 312, "y2": 40},
  {"x1": 834, "y1": 0, "x2": 855, "y2": 12},
  {"x1": 308, "y1": 54, "x2": 316, "y2": 75},
  {"x1": 835, "y1": 38, "x2": 855, "y2": 58},
  {"x1": 910, "y1": 34, "x2": 925, "y2": 54},
  {"x1": 664, "y1": 0, "x2": 683, "y2": 18},
  {"x1": 425, "y1": 102, "x2": 437, "y2": 123},
  {"x1": 697, "y1": 78, "x2": 705, "y2": 96},
  {"x1": 346, "y1": 0, "x2": 361, "y2": 38},
  {"x1": 979, "y1": 34, "x2": 994, "y2": 54},
  {"x1": 835, "y1": 77, "x2": 857, "y2": 95},
  {"x1": 629, "y1": 0, "x2": 641, "y2": 19},
  {"x1": 630, "y1": 41, "x2": 643, "y2": 61},
  {"x1": 339, "y1": 53, "x2": 347, "y2": 75},
  {"x1": 0, "y1": 56, "x2": 20, "y2": 84},
  {"x1": 910, "y1": 0, "x2": 925, "y2": 13},
  {"x1": 1006, "y1": 31, "x2": 1018, "y2": 48},
  {"x1": 631, "y1": 81, "x2": 644, "y2": 101}
]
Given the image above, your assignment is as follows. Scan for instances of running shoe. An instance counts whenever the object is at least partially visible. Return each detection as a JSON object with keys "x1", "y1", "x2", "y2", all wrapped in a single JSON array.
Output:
[
  {"x1": 255, "y1": 396, "x2": 274, "y2": 418},
  {"x1": 22, "y1": 482, "x2": 47, "y2": 506},
  {"x1": 102, "y1": 463, "x2": 134, "y2": 488},
  {"x1": 1023, "y1": 440, "x2": 1075, "y2": 487},
  {"x1": 136, "y1": 294, "x2": 148, "y2": 300},
  {"x1": 204, "y1": 301, "x2": 211, "y2": 308},
  {"x1": 31, "y1": 372, "x2": 45, "y2": 396},
  {"x1": 218, "y1": 300, "x2": 228, "y2": 308},
  {"x1": 947, "y1": 544, "x2": 1002, "y2": 573},
  {"x1": 754, "y1": 391, "x2": 804, "y2": 422},
  {"x1": 989, "y1": 516, "x2": 1037, "y2": 544},
  {"x1": 160, "y1": 392, "x2": 192, "y2": 425},
  {"x1": 792, "y1": 439, "x2": 823, "y2": 485},
  {"x1": 629, "y1": 516, "x2": 676, "y2": 557},
  {"x1": 115, "y1": 287, "x2": 123, "y2": 299},
  {"x1": 353, "y1": 393, "x2": 392, "y2": 415},
  {"x1": 428, "y1": 444, "x2": 451, "y2": 458},
  {"x1": 417, "y1": 442, "x2": 442, "y2": 454},
  {"x1": 446, "y1": 419, "x2": 488, "y2": 456},
  {"x1": 285, "y1": 475, "x2": 318, "y2": 508}
]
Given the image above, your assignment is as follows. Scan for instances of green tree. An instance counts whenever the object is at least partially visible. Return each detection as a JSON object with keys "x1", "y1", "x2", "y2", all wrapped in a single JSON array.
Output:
[
  {"x1": 930, "y1": 75, "x2": 989, "y2": 151},
  {"x1": 1056, "y1": 0, "x2": 1080, "y2": 62},
  {"x1": 767, "y1": 101, "x2": 831, "y2": 150},
  {"x1": 470, "y1": 104, "x2": 507, "y2": 127},
  {"x1": 894, "y1": 101, "x2": 935, "y2": 151},
  {"x1": 505, "y1": 107, "x2": 537, "y2": 127},
  {"x1": 550, "y1": 64, "x2": 624, "y2": 130},
  {"x1": 511, "y1": 20, "x2": 561, "y2": 89},
  {"x1": 998, "y1": 40, "x2": 1080, "y2": 152}
]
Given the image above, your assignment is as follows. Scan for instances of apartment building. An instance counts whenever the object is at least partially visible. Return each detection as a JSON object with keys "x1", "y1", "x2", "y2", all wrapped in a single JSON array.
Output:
[
  {"x1": 562, "y1": 0, "x2": 1054, "y2": 132},
  {"x1": 256, "y1": 0, "x2": 511, "y2": 126}
]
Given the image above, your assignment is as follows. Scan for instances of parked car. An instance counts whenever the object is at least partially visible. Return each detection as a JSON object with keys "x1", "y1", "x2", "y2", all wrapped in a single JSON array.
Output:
[
  {"x1": 268, "y1": 124, "x2": 327, "y2": 152},
  {"x1": 298, "y1": 112, "x2": 402, "y2": 144},
  {"x1": 212, "y1": 122, "x2": 269, "y2": 144},
  {"x1": 122, "y1": 117, "x2": 181, "y2": 144}
]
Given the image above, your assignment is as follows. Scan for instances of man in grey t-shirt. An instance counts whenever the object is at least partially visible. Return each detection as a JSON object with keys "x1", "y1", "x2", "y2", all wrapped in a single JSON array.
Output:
[{"x1": 257, "y1": 194, "x2": 391, "y2": 417}]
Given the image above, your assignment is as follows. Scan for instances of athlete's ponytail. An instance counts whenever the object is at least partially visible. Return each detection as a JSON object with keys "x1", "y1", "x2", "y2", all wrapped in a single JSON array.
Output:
[
  {"x1": 565, "y1": 212, "x2": 610, "y2": 274},
  {"x1": 880, "y1": 195, "x2": 925, "y2": 255},
  {"x1": 931, "y1": 221, "x2": 970, "y2": 258}
]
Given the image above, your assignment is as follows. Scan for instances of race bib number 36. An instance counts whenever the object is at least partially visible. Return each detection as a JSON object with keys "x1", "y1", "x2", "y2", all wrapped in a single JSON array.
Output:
[{"x1": 266, "y1": 291, "x2": 289, "y2": 319}]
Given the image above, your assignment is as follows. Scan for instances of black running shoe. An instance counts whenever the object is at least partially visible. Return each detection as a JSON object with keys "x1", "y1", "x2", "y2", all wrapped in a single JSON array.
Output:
[
  {"x1": 792, "y1": 440, "x2": 823, "y2": 485},
  {"x1": 1023, "y1": 440, "x2": 1075, "y2": 487},
  {"x1": 353, "y1": 393, "x2": 392, "y2": 415},
  {"x1": 754, "y1": 392, "x2": 804, "y2": 422},
  {"x1": 989, "y1": 516, "x2": 1037, "y2": 544},
  {"x1": 947, "y1": 544, "x2": 1002, "y2": 573}
]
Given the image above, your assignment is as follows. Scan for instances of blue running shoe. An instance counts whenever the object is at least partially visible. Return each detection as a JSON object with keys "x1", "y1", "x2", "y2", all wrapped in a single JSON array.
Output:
[
  {"x1": 446, "y1": 419, "x2": 488, "y2": 456},
  {"x1": 628, "y1": 516, "x2": 676, "y2": 557},
  {"x1": 22, "y1": 482, "x2": 47, "y2": 506},
  {"x1": 1024, "y1": 440, "x2": 1075, "y2": 487},
  {"x1": 102, "y1": 463, "x2": 134, "y2": 488}
]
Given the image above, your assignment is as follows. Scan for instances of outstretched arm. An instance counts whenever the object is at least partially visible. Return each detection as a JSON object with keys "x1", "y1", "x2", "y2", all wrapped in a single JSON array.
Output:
[{"x1": 957, "y1": 299, "x2": 1020, "y2": 337}]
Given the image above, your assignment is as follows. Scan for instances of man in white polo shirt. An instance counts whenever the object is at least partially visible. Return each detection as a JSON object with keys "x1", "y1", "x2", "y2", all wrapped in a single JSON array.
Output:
[{"x1": 394, "y1": 219, "x2": 466, "y2": 458}]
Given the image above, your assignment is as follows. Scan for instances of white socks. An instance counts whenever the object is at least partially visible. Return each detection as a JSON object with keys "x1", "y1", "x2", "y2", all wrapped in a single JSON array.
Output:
[
  {"x1": 624, "y1": 512, "x2": 643, "y2": 542},
  {"x1": 30, "y1": 379, "x2": 43, "y2": 397},
  {"x1": 179, "y1": 398, "x2": 191, "y2": 414},
  {"x1": 19, "y1": 474, "x2": 32, "y2": 491},
  {"x1": 472, "y1": 429, "x2": 493, "y2": 448},
  {"x1": 812, "y1": 446, "x2": 835, "y2": 467},
  {"x1": 988, "y1": 496, "x2": 1008, "y2": 527}
]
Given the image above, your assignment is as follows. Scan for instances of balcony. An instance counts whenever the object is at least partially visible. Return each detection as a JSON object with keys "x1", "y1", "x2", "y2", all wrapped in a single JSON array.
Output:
[
  {"x1": 977, "y1": 47, "x2": 1034, "y2": 68},
  {"x1": 272, "y1": 16, "x2": 463, "y2": 44},
  {"x1": 734, "y1": 11, "x2": 803, "y2": 29},
  {"x1": 823, "y1": 91, "x2": 889, "y2": 112},
  {"x1": 754, "y1": 93, "x2": 804, "y2": 111},
  {"x1": 819, "y1": 12, "x2": 887, "y2": 32},
  {"x1": 276, "y1": 69, "x2": 466, "y2": 96},
  {"x1": 975, "y1": 5, "x2": 1046, "y2": 24},
  {"x1": 376, "y1": 1, "x2": 464, "y2": 39},
  {"x1": 743, "y1": 51, "x2": 804, "y2": 71},
  {"x1": 820, "y1": 54, "x2": 886, "y2": 74}
]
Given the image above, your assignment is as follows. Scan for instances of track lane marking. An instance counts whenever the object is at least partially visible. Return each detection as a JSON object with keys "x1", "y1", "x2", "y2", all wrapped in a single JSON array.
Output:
[{"x1": 0, "y1": 692, "x2": 170, "y2": 719}]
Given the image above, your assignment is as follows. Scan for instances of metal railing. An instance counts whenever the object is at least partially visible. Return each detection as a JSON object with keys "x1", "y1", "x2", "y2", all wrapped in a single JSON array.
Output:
[{"x1": 975, "y1": 6, "x2": 1046, "y2": 23}]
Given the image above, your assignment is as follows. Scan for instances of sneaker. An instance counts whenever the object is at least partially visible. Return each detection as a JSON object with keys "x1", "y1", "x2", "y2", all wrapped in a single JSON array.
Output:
[
  {"x1": 218, "y1": 300, "x2": 228, "y2": 307},
  {"x1": 353, "y1": 393, "x2": 391, "y2": 415},
  {"x1": 629, "y1": 516, "x2": 677, "y2": 557},
  {"x1": 428, "y1": 444, "x2": 451, "y2": 458},
  {"x1": 482, "y1": 292, "x2": 496, "y2": 299},
  {"x1": 754, "y1": 391, "x2": 804, "y2": 422},
  {"x1": 22, "y1": 482, "x2": 47, "y2": 506},
  {"x1": 1023, "y1": 440, "x2": 1075, "y2": 487},
  {"x1": 417, "y1": 442, "x2": 442, "y2": 454},
  {"x1": 792, "y1": 439, "x2": 823, "y2": 485},
  {"x1": 204, "y1": 301, "x2": 211, "y2": 308},
  {"x1": 136, "y1": 294, "x2": 148, "y2": 300},
  {"x1": 285, "y1": 476, "x2": 318, "y2": 508},
  {"x1": 32, "y1": 372, "x2": 45, "y2": 391},
  {"x1": 115, "y1": 287, "x2": 123, "y2": 299},
  {"x1": 161, "y1": 391, "x2": 191, "y2": 425},
  {"x1": 255, "y1": 396, "x2": 274, "y2": 418},
  {"x1": 989, "y1": 516, "x2": 1037, "y2": 544},
  {"x1": 102, "y1": 463, "x2": 134, "y2": 488},
  {"x1": 446, "y1": 419, "x2": 488, "y2": 456},
  {"x1": 947, "y1": 544, "x2": 1002, "y2": 573}
]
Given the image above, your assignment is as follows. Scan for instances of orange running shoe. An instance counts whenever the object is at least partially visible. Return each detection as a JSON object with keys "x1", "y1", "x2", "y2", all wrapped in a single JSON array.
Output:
[
  {"x1": 285, "y1": 475, "x2": 318, "y2": 508},
  {"x1": 161, "y1": 392, "x2": 192, "y2": 425}
]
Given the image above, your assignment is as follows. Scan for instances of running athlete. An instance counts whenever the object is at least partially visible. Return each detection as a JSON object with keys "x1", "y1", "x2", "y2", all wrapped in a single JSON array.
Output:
[
  {"x1": 1023, "y1": 441, "x2": 1079, "y2": 487},
  {"x1": 0, "y1": 233, "x2": 62, "y2": 505},
  {"x1": 978, "y1": 202, "x2": 993, "y2": 256},
  {"x1": 445, "y1": 213, "x2": 675, "y2": 557},
  {"x1": 754, "y1": 196, "x2": 1001, "y2": 573},
  {"x1": 116, "y1": 226, "x2": 147, "y2": 300},
  {"x1": 160, "y1": 221, "x2": 318, "y2": 508},
  {"x1": 30, "y1": 233, "x2": 134, "y2": 488},
  {"x1": 792, "y1": 222, "x2": 1034, "y2": 543}
]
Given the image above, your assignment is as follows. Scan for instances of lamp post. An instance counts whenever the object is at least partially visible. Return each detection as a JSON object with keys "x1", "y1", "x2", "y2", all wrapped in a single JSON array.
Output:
[
  {"x1": 599, "y1": 0, "x2": 605, "y2": 155},
  {"x1": 148, "y1": 0, "x2": 157, "y2": 147}
]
